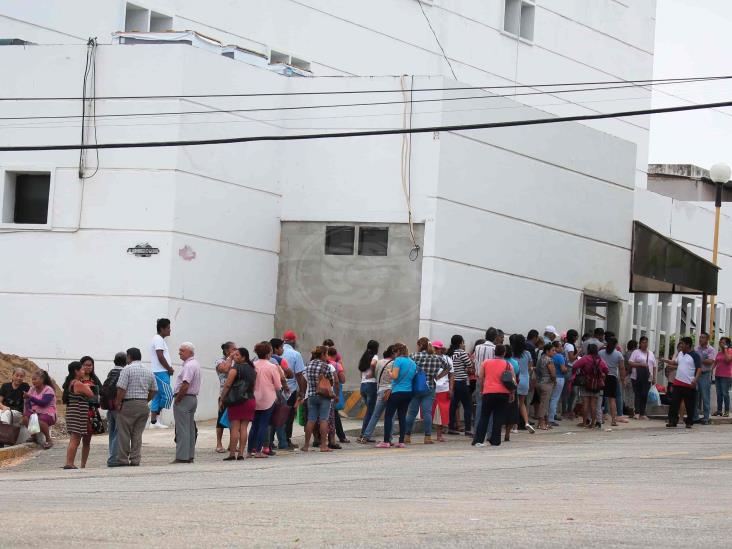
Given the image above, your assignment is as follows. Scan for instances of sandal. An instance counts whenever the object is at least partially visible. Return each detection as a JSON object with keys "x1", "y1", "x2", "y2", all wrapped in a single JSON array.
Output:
[
  {"x1": 611, "y1": 421, "x2": 618, "y2": 427},
  {"x1": 328, "y1": 443, "x2": 342, "y2": 450},
  {"x1": 223, "y1": 455, "x2": 237, "y2": 461},
  {"x1": 215, "y1": 447, "x2": 227, "y2": 453},
  {"x1": 253, "y1": 452, "x2": 268, "y2": 458},
  {"x1": 62, "y1": 465, "x2": 78, "y2": 470},
  {"x1": 319, "y1": 447, "x2": 333, "y2": 453},
  {"x1": 43, "y1": 442, "x2": 53, "y2": 450}
]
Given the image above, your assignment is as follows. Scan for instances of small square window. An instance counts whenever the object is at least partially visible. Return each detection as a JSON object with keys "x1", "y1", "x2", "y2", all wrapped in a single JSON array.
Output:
[
  {"x1": 358, "y1": 227, "x2": 388, "y2": 256},
  {"x1": 325, "y1": 226, "x2": 355, "y2": 255},
  {"x1": 504, "y1": 0, "x2": 535, "y2": 42},
  {"x1": 125, "y1": 3, "x2": 150, "y2": 32},
  {"x1": 2, "y1": 172, "x2": 50, "y2": 224}
]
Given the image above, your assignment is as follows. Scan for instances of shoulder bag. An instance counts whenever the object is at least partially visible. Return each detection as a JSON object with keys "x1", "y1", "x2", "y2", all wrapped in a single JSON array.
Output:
[
  {"x1": 225, "y1": 364, "x2": 253, "y2": 406},
  {"x1": 317, "y1": 365, "x2": 335, "y2": 399},
  {"x1": 501, "y1": 361, "x2": 517, "y2": 391}
]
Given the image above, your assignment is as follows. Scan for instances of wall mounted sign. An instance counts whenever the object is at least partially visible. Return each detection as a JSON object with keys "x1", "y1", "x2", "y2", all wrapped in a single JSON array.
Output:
[{"x1": 127, "y1": 243, "x2": 160, "y2": 258}]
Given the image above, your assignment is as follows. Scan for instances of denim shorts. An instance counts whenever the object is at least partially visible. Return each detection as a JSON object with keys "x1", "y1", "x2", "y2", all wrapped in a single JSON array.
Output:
[{"x1": 307, "y1": 395, "x2": 331, "y2": 422}]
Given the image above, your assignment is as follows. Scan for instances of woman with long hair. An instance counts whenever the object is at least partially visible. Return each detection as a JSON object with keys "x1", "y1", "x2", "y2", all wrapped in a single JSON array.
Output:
[
  {"x1": 357, "y1": 340, "x2": 380, "y2": 442},
  {"x1": 220, "y1": 348, "x2": 257, "y2": 460},
  {"x1": 601, "y1": 336, "x2": 626, "y2": 426},
  {"x1": 535, "y1": 344, "x2": 557, "y2": 431},
  {"x1": 360, "y1": 345, "x2": 396, "y2": 443},
  {"x1": 247, "y1": 342, "x2": 283, "y2": 458},
  {"x1": 561, "y1": 329, "x2": 579, "y2": 419},
  {"x1": 628, "y1": 336, "x2": 656, "y2": 420},
  {"x1": 23, "y1": 370, "x2": 56, "y2": 449},
  {"x1": 376, "y1": 343, "x2": 416, "y2": 449},
  {"x1": 62, "y1": 361, "x2": 95, "y2": 469},
  {"x1": 447, "y1": 335, "x2": 474, "y2": 436},
  {"x1": 510, "y1": 334, "x2": 535, "y2": 434},
  {"x1": 572, "y1": 344, "x2": 609, "y2": 428},
  {"x1": 503, "y1": 345, "x2": 520, "y2": 442}
]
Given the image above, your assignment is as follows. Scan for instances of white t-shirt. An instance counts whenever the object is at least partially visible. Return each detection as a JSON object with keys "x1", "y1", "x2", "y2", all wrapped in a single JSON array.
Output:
[
  {"x1": 675, "y1": 352, "x2": 697, "y2": 385},
  {"x1": 361, "y1": 354, "x2": 378, "y2": 383},
  {"x1": 151, "y1": 334, "x2": 171, "y2": 373},
  {"x1": 435, "y1": 357, "x2": 453, "y2": 394},
  {"x1": 563, "y1": 342, "x2": 576, "y2": 365}
]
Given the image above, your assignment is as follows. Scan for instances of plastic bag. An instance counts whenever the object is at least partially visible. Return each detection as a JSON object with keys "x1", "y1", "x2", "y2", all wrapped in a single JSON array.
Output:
[
  {"x1": 219, "y1": 408, "x2": 230, "y2": 429},
  {"x1": 297, "y1": 401, "x2": 307, "y2": 427},
  {"x1": 648, "y1": 385, "x2": 660, "y2": 406},
  {"x1": 28, "y1": 413, "x2": 41, "y2": 435}
]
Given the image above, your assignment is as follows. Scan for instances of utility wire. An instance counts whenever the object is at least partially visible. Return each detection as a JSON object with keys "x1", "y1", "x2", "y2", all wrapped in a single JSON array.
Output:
[
  {"x1": 0, "y1": 78, "x2": 722, "y2": 122},
  {"x1": 417, "y1": 0, "x2": 458, "y2": 81},
  {"x1": 0, "y1": 75, "x2": 729, "y2": 101},
  {"x1": 1, "y1": 99, "x2": 730, "y2": 152}
]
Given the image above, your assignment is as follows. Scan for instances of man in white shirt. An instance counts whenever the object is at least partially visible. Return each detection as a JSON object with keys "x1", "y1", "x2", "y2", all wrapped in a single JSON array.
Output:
[
  {"x1": 149, "y1": 318, "x2": 174, "y2": 428},
  {"x1": 666, "y1": 337, "x2": 701, "y2": 429}
]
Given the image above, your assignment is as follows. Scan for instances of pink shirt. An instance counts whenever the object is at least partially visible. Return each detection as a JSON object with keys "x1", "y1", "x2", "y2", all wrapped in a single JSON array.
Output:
[
  {"x1": 715, "y1": 350, "x2": 732, "y2": 378},
  {"x1": 174, "y1": 358, "x2": 201, "y2": 395},
  {"x1": 481, "y1": 359, "x2": 511, "y2": 395},
  {"x1": 26, "y1": 385, "x2": 56, "y2": 417},
  {"x1": 253, "y1": 359, "x2": 281, "y2": 410}
]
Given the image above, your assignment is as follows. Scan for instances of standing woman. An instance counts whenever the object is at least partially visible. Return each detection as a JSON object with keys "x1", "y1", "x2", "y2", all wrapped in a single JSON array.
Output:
[
  {"x1": 247, "y1": 342, "x2": 284, "y2": 458},
  {"x1": 503, "y1": 345, "x2": 520, "y2": 442},
  {"x1": 80, "y1": 356, "x2": 103, "y2": 437},
  {"x1": 534, "y1": 344, "x2": 557, "y2": 431},
  {"x1": 23, "y1": 370, "x2": 57, "y2": 449},
  {"x1": 376, "y1": 343, "x2": 416, "y2": 449},
  {"x1": 431, "y1": 341, "x2": 453, "y2": 442},
  {"x1": 360, "y1": 346, "x2": 396, "y2": 444},
  {"x1": 714, "y1": 337, "x2": 732, "y2": 416},
  {"x1": 548, "y1": 340, "x2": 567, "y2": 426},
  {"x1": 628, "y1": 336, "x2": 657, "y2": 420},
  {"x1": 511, "y1": 334, "x2": 535, "y2": 434},
  {"x1": 572, "y1": 344, "x2": 609, "y2": 428},
  {"x1": 357, "y1": 340, "x2": 379, "y2": 442},
  {"x1": 220, "y1": 348, "x2": 257, "y2": 461},
  {"x1": 561, "y1": 330, "x2": 579, "y2": 419},
  {"x1": 601, "y1": 337, "x2": 627, "y2": 425},
  {"x1": 472, "y1": 344, "x2": 515, "y2": 447},
  {"x1": 62, "y1": 361, "x2": 95, "y2": 469},
  {"x1": 447, "y1": 335, "x2": 474, "y2": 437}
]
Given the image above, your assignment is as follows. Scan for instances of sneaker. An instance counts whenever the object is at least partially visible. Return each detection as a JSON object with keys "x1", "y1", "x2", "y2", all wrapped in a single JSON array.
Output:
[
  {"x1": 525, "y1": 424, "x2": 536, "y2": 434},
  {"x1": 724, "y1": 412, "x2": 729, "y2": 418},
  {"x1": 474, "y1": 443, "x2": 485, "y2": 448},
  {"x1": 713, "y1": 411, "x2": 722, "y2": 417},
  {"x1": 396, "y1": 443, "x2": 407, "y2": 448},
  {"x1": 510, "y1": 428, "x2": 519, "y2": 434},
  {"x1": 423, "y1": 436, "x2": 434, "y2": 445},
  {"x1": 151, "y1": 422, "x2": 169, "y2": 429},
  {"x1": 375, "y1": 442, "x2": 390, "y2": 448}
]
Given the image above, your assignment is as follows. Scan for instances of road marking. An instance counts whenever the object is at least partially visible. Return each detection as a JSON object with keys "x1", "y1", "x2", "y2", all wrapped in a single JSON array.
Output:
[
  {"x1": 641, "y1": 451, "x2": 689, "y2": 458},
  {"x1": 702, "y1": 454, "x2": 732, "y2": 460}
]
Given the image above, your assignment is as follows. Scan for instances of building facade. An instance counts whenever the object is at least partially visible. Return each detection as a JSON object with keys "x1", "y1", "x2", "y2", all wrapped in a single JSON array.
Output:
[{"x1": 2, "y1": 0, "x2": 704, "y2": 419}]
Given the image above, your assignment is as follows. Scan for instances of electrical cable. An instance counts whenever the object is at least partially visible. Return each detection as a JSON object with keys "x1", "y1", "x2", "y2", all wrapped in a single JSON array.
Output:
[
  {"x1": 0, "y1": 77, "x2": 723, "y2": 122},
  {"x1": 417, "y1": 0, "x2": 458, "y2": 81},
  {"x1": 0, "y1": 74, "x2": 729, "y2": 101},
  {"x1": 79, "y1": 37, "x2": 99, "y2": 180},
  {"x1": 1, "y1": 99, "x2": 730, "y2": 152}
]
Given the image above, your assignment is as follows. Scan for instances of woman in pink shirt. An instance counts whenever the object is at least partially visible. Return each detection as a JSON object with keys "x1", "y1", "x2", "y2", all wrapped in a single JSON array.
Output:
[
  {"x1": 471, "y1": 345, "x2": 515, "y2": 447},
  {"x1": 714, "y1": 337, "x2": 732, "y2": 417},
  {"x1": 23, "y1": 370, "x2": 57, "y2": 449},
  {"x1": 247, "y1": 341, "x2": 285, "y2": 458}
]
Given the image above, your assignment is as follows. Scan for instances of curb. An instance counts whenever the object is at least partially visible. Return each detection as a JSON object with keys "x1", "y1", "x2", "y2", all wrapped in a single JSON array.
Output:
[{"x1": 0, "y1": 442, "x2": 36, "y2": 464}]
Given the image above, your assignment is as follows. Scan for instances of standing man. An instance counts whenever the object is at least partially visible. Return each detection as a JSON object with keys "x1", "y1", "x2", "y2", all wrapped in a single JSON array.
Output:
[
  {"x1": 150, "y1": 318, "x2": 174, "y2": 428},
  {"x1": 103, "y1": 352, "x2": 127, "y2": 467},
  {"x1": 269, "y1": 337, "x2": 293, "y2": 452},
  {"x1": 694, "y1": 332, "x2": 715, "y2": 425},
  {"x1": 582, "y1": 328, "x2": 605, "y2": 355},
  {"x1": 281, "y1": 330, "x2": 307, "y2": 448},
  {"x1": 172, "y1": 342, "x2": 201, "y2": 464},
  {"x1": 115, "y1": 348, "x2": 157, "y2": 466},
  {"x1": 666, "y1": 337, "x2": 701, "y2": 429},
  {"x1": 215, "y1": 341, "x2": 236, "y2": 453}
]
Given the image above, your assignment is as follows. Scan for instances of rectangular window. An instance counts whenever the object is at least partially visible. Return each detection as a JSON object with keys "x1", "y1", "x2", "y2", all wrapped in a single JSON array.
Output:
[
  {"x1": 125, "y1": 3, "x2": 150, "y2": 32},
  {"x1": 150, "y1": 11, "x2": 173, "y2": 32},
  {"x1": 358, "y1": 227, "x2": 389, "y2": 257},
  {"x1": 504, "y1": 0, "x2": 535, "y2": 42},
  {"x1": 325, "y1": 226, "x2": 355, "y2": 255},
  {"x1": 2, "y1": 172, "x2": 50, "y2": 224}
]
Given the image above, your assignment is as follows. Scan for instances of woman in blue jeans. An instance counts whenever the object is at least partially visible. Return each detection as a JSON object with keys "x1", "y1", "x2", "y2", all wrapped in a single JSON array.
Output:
[
  {"x1": 376, "y1": 343, "x2": 415, "y2": 448},
  {"x1": 360, "y1": 345, "x2": 396, "y2": 443},
  {"x1": 357, "y1": 340, "x2": 379, "y2": 440}
]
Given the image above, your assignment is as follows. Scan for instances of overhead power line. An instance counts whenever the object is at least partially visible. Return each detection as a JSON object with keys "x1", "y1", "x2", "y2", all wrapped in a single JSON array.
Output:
[
  {"x1": 0, "y1": 75, "x2": 729, "y2": 102},
  {"x1": 0, "y1": 77, "x2": 724, "y2": 122},
  {"x1": 1, "y1": 99, "x2": 730, "y2": 152}
]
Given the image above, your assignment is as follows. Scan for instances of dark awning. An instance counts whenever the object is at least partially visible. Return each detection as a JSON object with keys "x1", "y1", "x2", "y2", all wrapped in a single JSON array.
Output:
[{"x1": 630, "y1": 221, "x2": 719, "y2": 294}]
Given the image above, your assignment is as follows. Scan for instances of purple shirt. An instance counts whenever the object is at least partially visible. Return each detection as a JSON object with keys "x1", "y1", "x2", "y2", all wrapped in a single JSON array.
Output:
[
  {"x1": 695, "y1": 345, "x2": 716, "y2": 373},
  {"x1": 174, "y1": 357, "x2": 201, "y2": 395}
]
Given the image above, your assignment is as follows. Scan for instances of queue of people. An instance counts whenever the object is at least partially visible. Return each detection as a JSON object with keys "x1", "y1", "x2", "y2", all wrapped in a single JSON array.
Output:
[{"x1": 4, "y1": 318, "x2": 732, "y2": 467}]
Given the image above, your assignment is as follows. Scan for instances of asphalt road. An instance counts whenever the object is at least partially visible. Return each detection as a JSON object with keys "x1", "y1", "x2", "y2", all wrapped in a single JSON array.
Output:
[{"x1": 2, "y1": 421, "x2": 732, "y2": 548}]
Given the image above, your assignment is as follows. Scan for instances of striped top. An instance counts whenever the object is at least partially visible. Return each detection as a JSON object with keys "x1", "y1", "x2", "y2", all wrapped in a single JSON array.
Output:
[
  {"x1": 450, "y1": 349, "x2": 473, "y2": 381},
  {"x1": 65, "y1": 382, "x2": 90, "y2": 436}
]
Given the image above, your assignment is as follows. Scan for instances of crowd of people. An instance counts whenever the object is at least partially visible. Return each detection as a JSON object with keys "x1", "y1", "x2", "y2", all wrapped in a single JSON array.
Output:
[{"x1": 2, "y1": 319, "x2": 731, "y2": 467}]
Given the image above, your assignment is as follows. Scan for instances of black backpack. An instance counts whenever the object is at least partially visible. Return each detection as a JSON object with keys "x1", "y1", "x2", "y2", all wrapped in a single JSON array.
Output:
[
  {"x1": 225, "y1": 363, "x2": 257, "y2": 406},
  {"x1": 100, "y1": 369, "x2": 122, "y2": 410}
]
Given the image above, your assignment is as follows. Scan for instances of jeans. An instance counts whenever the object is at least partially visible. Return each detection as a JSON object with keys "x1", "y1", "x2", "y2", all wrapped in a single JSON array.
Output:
[
  {"x1": 473, "y1": 393, "x2": 510, "y2": 446},
  {"x1": 716, "y1": 376, "x2": 731, "y2": 413},
  {"x1": 548, "y1": 377, "x2": 565, "y2": 422},
  {"x1": 449, "y1": 380, "x2": 472, "y2": 432},
  {"x1": 107, "y1": 410, "x2": 118, "y2": 466},
  {"x1": 285, "y1": 391, "x2": 298, "y2": 443},
  {"x1": 694, "y1": 372, "x2": 712, "y2": 421},
  {"x1": 668, "y1": 385, "x2": 697, "y2": 427},
  {"x1": 405, "y1": 389, "x2": 435, "y2": 437},
  {"x1": 363, "y1": 390, "x2": 388, "y2": 440},
  {"x1": 560, "y1": 374, "x2": 573, "y2": 416},
  {"x1": 247, "y1": 404, "x2": 275, "y2": 453},
  {"x1": 383, "y1": 391, "x2": 412, "y2": 443},
  {"x1": 616, "y1": 376, "x2": 624, "y2": 416},
  {"x1": 359, "y1": 382, "x2": 378, "y2": 436},
  {"x1": 307, "y1": 395, "x2": 331, "y2": 422},
  {"x1": 632, "y1": 378, "x2": 651, "y2": 416}
]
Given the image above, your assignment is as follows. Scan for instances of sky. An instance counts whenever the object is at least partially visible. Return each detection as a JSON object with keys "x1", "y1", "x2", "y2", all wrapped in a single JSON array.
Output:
[{"x1": 649, "y1": 0, "x2": 732, "y2": 169}]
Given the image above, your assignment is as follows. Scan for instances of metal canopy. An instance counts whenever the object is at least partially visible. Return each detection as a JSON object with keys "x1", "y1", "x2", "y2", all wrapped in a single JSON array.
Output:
[{"x1": 630, "y1": 221, "x2": 719, "y2": 294}]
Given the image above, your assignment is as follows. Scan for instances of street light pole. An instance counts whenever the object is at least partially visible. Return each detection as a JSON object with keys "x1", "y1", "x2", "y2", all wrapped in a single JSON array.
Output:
[{"x1": 709, "y1": 163, "x2": 730, "y2": 338}]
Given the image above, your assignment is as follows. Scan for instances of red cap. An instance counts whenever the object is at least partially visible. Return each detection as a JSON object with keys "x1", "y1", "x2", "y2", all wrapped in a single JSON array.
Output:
[{"x1": 283, "y1": 330, "x2": 297, "y2": 341}]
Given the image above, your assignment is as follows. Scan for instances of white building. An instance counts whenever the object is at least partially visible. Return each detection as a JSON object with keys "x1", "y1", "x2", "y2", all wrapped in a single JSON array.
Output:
[{"x1": 1, "y1": 1, "x2": 727, "y2": 418}]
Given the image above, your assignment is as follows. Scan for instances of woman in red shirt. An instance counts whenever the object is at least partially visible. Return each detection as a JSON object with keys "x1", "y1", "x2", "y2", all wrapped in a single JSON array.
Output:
[
  {"x1": 714, "y1": 337, "x2": 732, "y2": 417},
  {"x1": 471, "y1": 345, "x2": 515, "y2": 447}
]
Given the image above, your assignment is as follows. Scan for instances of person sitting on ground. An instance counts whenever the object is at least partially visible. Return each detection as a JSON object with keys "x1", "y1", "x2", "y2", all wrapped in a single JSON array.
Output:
[
  {"x1": 220, "y1": 348, "x2": 257, "y2": 461},
  {"x1": 63, "y1": 361, "x2": 95, "y2": 469},
  {"x1": 0, "y1": 368, "x2": 29, "y2": 438},
  {"x1": 23, "y1": 370, "x2": 56, "y2": 449}
]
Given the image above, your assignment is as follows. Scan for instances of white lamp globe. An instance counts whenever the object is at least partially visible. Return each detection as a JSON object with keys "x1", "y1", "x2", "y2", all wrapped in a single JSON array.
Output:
[{"x1": 710, "y1": 163, "x2": 731, "y2": 184}]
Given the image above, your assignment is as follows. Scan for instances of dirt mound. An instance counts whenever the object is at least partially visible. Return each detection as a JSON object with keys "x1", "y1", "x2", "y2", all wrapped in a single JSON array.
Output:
[{"x1": 0, "y1": 352, "x2": 61, "y2": 397}]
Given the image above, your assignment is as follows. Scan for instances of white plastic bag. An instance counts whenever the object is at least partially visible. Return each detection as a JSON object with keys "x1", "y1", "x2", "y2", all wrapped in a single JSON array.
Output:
[
  {"x1": 28, "y1": 413, "x2": 40, "y2": 435},
  {"x1": 648, "y1": 385, "x2": 660, "y2": 407}
]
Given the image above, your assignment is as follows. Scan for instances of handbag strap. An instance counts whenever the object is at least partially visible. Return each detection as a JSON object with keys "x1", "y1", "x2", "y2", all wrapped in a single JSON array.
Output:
[{"x1": 377, "y1": 360, "x2": 394, "y2": 385}]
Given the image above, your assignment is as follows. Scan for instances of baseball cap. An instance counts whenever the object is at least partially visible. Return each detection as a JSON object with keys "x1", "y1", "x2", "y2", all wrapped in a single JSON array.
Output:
[
  {"x1": 282, "y1": 330, "x2": 297, "y2": 341},
  {"x1": 432, "y1": 340, "x2": 445, "y2": 349},
  {"x1": 544, "y1": 325, "x2": 558, "y2": 336}
]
